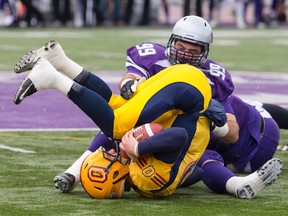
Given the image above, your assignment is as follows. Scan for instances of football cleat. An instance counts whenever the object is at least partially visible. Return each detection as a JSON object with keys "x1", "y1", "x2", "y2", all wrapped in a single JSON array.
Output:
[
  {"x1": 14, "y1": 51, "x2": 40, "y2": 73},
  {"x1": 236, "y1": 158, "x2": 282, "y2": 199},
  {"x1": 14, "y1": 77, "x2": 37, "y2": 105},
  {"x1": 14, "y1": 57, "x2": 59, "y2": 104},
  {"x1": 54, "y1": 173, "x2": 76, "y2": 193},
  {"x1": 14, "y1": 40, "x2": 66, "y2": 73}
]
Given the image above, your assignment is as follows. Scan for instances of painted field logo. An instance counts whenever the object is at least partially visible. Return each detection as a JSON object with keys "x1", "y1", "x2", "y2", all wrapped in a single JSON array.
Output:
[{"x1": 142, "y1": 165, "x2": 155, "y2": 177}]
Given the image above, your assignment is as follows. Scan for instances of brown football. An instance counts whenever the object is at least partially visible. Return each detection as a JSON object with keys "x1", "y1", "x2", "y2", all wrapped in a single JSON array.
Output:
[
  {"x1": 133, "y1": 123, "x2": 164, "y2": 142},
  {"x1": 120, "y1": 123, "x2": 163, "y2": 159}
]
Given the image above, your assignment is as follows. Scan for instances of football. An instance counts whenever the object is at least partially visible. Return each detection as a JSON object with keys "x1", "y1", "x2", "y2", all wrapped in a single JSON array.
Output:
[
  {"x1": 120, "y1": 123, "x2": 163, "y2": 158},
  {"x1": 133, "y1": 123, "x2": 164, "y2": 142}
]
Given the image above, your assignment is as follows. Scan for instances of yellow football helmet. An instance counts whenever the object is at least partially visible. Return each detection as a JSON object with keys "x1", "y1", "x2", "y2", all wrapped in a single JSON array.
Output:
[{"x1": 80, "y1": 146, "x2": 130, "y2": 199}]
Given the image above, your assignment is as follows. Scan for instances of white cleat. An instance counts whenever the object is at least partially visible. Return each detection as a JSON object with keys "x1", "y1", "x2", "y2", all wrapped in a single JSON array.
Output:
[
  {"x1": 14, "y1": 57, "x2": 59, "y2": 104},
  {"x1": 236, "y1": 158, "x2": 282, "y2": 199},
  {"x1": 14, "y1": 40, "x2": 67, "y2": 73}
]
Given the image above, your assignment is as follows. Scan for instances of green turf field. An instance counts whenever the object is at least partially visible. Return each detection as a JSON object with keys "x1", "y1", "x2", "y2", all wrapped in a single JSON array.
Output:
[{"x1": 0, "y1": 27, "x2": 288, "y2": 216}]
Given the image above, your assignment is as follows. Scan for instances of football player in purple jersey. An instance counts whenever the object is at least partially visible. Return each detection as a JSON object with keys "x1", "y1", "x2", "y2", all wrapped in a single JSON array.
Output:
[
  {"x1": 13, "y1": 15, "x2": 282, "y2": 198},
  {"x1": 181, "y1": 95, "x2": 283, "y2": 199}
]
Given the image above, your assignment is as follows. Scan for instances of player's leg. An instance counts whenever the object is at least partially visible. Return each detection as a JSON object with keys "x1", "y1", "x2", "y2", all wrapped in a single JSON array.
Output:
[
  {"x1": 198, "y1": 150, "x2": 282, "y2": 199},
  {"x1": 263, "y1": 102, "x2": 288, "y2": 151},
  {"x1": 179, "y1": 166, "x2": 204, "y2": 187},
  {"x1": 197, "y1": 150, "x2": 236, "y2": 193},
  {"x1": 14, "y1": 57, "x2": 116, "y2": 137},
  {"x1": 248, "y1": 117, "x2": 279, "y2": 172},
  {"x1": 54, "y1": 132, "x2": 114, "y2": 193},
  {"x1": 263, "y1": 103, "x2": 288, "y2": 129},
  {"x1": 14, "y1": 40, "x2": 83, "y2": 80},
  {"x1": 14, "y1": 40, "x2": 114, "y2": 102}
]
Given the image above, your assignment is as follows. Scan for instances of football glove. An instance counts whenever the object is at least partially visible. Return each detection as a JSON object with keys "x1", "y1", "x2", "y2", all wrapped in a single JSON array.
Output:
[
  {"x1": 120, "y1": 77, "x2": 146, "y2": 100},
  {"x1": 203, "y1": 99, "x2": 227, "y2": 127}
]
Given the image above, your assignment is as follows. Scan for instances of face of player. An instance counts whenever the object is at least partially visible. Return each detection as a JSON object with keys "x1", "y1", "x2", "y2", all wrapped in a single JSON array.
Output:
[
  {"x1": 174, "y1": 40, "x2": 202, "y2": 53},
  {"x1": 173, "y1": 40, "x2": 203, "y2": 66}
]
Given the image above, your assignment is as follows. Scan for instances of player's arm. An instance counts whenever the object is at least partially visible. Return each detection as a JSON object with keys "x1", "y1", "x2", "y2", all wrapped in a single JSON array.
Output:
[
  {"x1": 203, "y1": 98, "x2": 238, "y2": 143},
  {"x1": 210, "y1": 113, "x2": 239, "y2": 144},
  {"x1": 120, "y1": 42, "x2": 163, "y2": 99},
  {"x1": 119, "y1": 72, "x2": 142, "y2": 89},
  {"x1": 221, "y1": 113, "x2": 239, "y2": 143},
  {"x1": 212, "y1": 101, "x2": 239, "y2": 144}
]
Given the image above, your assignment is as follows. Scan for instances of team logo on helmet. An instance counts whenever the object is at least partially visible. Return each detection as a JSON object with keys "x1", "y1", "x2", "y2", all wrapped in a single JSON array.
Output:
[{"x1": 80, "y1": 145, "x2": 129, "y2": 199}]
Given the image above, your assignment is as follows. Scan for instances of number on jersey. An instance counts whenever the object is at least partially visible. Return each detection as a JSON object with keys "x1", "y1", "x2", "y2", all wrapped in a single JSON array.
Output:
[
  {"x1": 209, "y1": 63, "x2": 226, "y2": 80},
  {"x1": 136, "y1": 43, "x2": 156, "y2": 56}
]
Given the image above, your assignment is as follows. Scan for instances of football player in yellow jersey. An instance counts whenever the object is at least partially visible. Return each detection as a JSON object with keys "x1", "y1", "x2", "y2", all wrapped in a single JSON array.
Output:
[{"x1": 13, "y1": 57, "x2": 226, "y2": 197}]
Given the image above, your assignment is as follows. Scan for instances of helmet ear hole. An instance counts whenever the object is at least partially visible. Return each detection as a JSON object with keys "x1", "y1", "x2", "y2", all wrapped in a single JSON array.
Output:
[
  {"x1": 113, "y1": 170, "x2": 119, "y2": 179},
  {"x1": 80, "y1": 147, "x2": 129, "y2": 199},
  {"x1": 83, "y1": 163, "x2": 88, "y2": 169},
  {"x1": 94, "y1": 186, "x2": 103, "y2": 191}
]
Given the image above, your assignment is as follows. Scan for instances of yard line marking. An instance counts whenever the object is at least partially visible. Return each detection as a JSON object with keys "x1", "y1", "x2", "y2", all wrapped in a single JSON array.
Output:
[{"x1": 0, "y1": 144, "x2": 35, "y2": 153}]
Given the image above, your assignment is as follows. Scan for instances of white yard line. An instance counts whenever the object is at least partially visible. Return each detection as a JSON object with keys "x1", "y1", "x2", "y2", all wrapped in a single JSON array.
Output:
[{"x1": 0, "y1": 144, "x2": 35, "y2": 153}]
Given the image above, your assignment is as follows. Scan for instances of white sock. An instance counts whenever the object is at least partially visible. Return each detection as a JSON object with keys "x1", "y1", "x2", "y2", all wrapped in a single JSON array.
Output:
[
  {"x1": 226, "y1": 176, "x2": 245, "y2": 195},
  {"x1": 39, "y1": 43, "x2": 83, "y2": 80},
  {"x1": 53, "y1": 71, "x2": 74, "y2": 95},
  {"x1": 56, "y1": 56, "x2": 83, "y2": 80},
  {"x1": 65, "y1": 150, "x2": 92, "y2": 184},
  {"x1": 30, "y1": 58, "x2": 74, "y2": 95}
]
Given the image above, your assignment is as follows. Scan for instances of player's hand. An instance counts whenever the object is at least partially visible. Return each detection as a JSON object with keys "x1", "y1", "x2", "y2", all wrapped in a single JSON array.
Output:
[
  {"x1": 203, "y1": 99, "x2": 227, "y2": 127},
  {"x1": 120, "y1": 79, "x2": 138, "y2": 100},
  {"x1": 120, "y1": 77, "x2": 146, "y2": 100},
  {"x1": 119, "y1": 129, "x2": 139, "y2": 161}
]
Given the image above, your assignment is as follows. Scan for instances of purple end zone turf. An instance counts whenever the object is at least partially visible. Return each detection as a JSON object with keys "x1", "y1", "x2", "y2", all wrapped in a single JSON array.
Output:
[{"x1": 1, "y1": 72, "x2": 288, "y2": 130}]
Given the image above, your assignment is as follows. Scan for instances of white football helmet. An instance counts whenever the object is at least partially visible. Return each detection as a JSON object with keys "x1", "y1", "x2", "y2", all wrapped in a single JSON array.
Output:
[
  {"x1": 80, "y1": 146, "x2": 130, "y2": 199},
  {"x1": 166, "y1": 15, "x2": 213, "y2": 67}
]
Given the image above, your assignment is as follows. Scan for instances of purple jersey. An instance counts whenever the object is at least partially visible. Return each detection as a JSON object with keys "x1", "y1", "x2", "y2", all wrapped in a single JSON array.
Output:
[
  {"x1": 208, "y1": 95, "x2": 279, "y2": 172},
  {"x1": 126, "y1": 42, "x2": 234, "y2": 101},
  {"x1": 201, "y1": 60, "x2": 234, "y2": 101}
]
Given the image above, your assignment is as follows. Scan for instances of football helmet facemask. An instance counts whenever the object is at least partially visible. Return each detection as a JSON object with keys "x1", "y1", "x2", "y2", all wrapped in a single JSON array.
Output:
[
  {"x1": 166, "y1": 15, "x2": 213, "y2": 67},
  {"x1": 80, "y1": 146, "x2": 130, "y2": 199}
]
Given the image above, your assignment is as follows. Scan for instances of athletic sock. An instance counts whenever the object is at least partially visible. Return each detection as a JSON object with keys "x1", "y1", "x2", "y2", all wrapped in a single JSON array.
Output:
[{"x1": 65, "y1": 150, "x2": 92, "y2": 184}]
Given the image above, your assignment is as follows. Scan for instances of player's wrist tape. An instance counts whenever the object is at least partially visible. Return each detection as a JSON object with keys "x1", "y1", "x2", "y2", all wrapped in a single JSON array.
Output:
[{"x1": 212, "y1": 123, "x2": 229, "y2": 137}]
